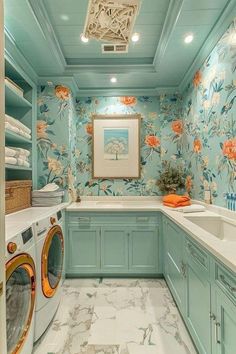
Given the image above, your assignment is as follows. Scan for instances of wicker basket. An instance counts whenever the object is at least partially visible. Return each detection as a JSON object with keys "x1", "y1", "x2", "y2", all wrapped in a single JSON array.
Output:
[{"x1": 5, "y1": 180, "x2": 32, "y2": 214}]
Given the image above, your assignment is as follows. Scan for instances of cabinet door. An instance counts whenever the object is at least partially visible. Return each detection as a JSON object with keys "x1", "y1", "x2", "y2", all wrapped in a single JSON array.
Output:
[
  {"x1": 128, "y1": 225, "x2": 158, "y2": 273},
  {"x1": 213, "y1": 288, "x2": 236, "y2": 354},
  {"x1": 101, "y1": 226, "x2": 128, "y2": 272},
  {"x1": 186, "y1": 260, "x2": 211, "y2": 354},
  {"x1": 163, "y1": 218, "x2": 185, "y2": 310},
  {"x1": 66, "y1": 225, "x2": 100, "y2": 274}
]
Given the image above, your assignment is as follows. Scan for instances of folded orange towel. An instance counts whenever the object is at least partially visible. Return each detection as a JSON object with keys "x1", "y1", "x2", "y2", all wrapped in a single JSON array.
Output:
[{"x1": 163, "y1": 194, "x2": 191, "y2": 208}]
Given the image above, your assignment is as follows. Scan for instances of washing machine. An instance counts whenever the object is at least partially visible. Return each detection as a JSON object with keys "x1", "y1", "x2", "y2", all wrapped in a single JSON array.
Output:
[
  {"x1": 34, "y1": 210, "x2": 64, "y2": 342},
  {"x1": 5, "y1": 223, "x2": 36, "y2": 354}
]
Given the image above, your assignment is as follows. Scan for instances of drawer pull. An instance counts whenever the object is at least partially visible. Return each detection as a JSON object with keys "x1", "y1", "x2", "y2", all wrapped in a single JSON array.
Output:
[
  {"x1": 187, "y1": 243, "x2": 206, "y2": 267},
  {"x1": 78, "y1": 217, "x2": 90, "y2": 223},
  {"x1": 215, "y1": 321, "x2": 221, "y2": 344},
  {"x1": 219, "y1": 274, "x2": 236, "y2": 292},
  {"x1": 180, "y1": 261, "x2": 187, "y2": 278}
]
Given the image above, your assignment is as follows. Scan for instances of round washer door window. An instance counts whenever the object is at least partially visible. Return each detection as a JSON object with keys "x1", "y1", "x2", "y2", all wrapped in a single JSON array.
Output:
[
  {"x1": 6, "y1": 254, "x2": 36, "y2": 354},
  {"x1": 42, "y1": 225, "x2": 64, "y2": 298}
]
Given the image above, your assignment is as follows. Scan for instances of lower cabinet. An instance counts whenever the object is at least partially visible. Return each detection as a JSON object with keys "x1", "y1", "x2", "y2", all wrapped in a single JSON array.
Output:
[
  {"x1": 101, "y1": 225, "x2": 128, "y2": 272},
  {"x1": 129, "y1": 226, "x2": 158, "y2": 273},
  {"x1": 163, "y1": 215, "x2": 236, "y2": 354},
  {"x1": 66, "y1": 212, "x2": 160, "y2": 276},
  {"x1": 67, "y1": 225, "x2": 100, "y2": 274}
]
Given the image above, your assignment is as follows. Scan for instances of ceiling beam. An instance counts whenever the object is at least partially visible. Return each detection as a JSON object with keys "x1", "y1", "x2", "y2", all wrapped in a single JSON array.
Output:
[
  {"x1": 75, "y1": 87, "x2": 178, "y2": 97},
  {"x1": 153, "y1": 0, "x2": 184, "y2": 70},
  {"x1": 65, "y1": 64, "x2": 156, "y2": 75}
]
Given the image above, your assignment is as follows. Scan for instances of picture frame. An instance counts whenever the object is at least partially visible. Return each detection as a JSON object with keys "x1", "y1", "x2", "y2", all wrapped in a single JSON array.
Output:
[{"x1": 92, "y1": 114, "x2": 141, "y2": 179}]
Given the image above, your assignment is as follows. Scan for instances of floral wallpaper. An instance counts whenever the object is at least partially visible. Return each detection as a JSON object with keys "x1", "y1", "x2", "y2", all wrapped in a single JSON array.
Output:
[
  {"x1": 37, "y1": 84, "x2": 77, "y2": 200},
  {"x1": 182, "y1": 19, "x2": 236, "y2": 207},
  {"x1": 74, "y1": 95, "x2": 183, "y2": 196},
  {"x1": 37, "y1": 92, "x2": 183, "y2": 197}
]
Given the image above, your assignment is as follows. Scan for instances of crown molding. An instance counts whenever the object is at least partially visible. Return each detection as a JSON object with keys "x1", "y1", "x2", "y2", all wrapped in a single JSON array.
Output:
[
  {"x1": 76, "y1": 86, "x2": 178, "y2": 97},
  {"x1": 64, "y1": 63, "x2": 156, "y2": 74},
  {"x1": 178, "y1": 0, "x2": 236, "y2": 93},
  {"x1": 5, "y1": 28, "x2": 38, "y2": 85},
  {"x1": 27, "y1": 0, "x2": 66, "y2": 72},
  {"x1": 153, "y1": 0, "x2": 184, "y2": 70},
  {"x1": 38, "y1": 76, "x2": 79, "y2": 95}
]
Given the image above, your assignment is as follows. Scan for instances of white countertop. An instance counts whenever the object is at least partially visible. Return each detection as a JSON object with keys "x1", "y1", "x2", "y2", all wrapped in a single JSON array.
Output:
[{"x1": 67, "y1": 198, "x2": 236, "y2": 274}]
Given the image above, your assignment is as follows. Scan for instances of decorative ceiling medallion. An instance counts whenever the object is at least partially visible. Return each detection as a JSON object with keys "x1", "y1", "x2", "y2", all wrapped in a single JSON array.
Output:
[{"x1": 84, "y1": 0, "x2": 140, "y2": 44}]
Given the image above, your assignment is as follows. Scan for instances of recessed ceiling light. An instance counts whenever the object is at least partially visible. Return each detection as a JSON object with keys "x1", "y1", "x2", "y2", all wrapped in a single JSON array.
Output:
[
  {"x1": 80, "y1": 33, "x2": 89, "y2": 43},
  {"x1": 60, "y1": 14, "x2": 69, "y2": 21},
  {"x1": 131, "y1": 32, "x2": 140, "y2": 42},
  {"x1": 110, "y1": 77, "x2": 117, "y2": 83},
  {"x1": 184, "y1": 34, "x2": 194, "y2": 44}
]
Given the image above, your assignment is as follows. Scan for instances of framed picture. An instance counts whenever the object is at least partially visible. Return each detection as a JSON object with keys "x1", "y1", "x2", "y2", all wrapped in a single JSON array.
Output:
[{"x1": 92, "y1": 114, "x2": 141, "y2": 179}]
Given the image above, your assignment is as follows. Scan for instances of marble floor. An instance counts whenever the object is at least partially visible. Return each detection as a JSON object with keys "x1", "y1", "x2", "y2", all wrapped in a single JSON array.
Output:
[{"x1": 33, "y1": 278, "x2": 197, "y2": 354}]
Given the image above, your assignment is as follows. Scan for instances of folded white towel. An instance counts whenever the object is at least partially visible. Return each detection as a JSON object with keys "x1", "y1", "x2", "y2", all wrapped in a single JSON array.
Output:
[
  {"x1": 5, "y1": 121, "x2": 19, "y2": 134},
  {"x1": 5, "y1": 147, "x2": 16, "y2": 157},
  {"x1": 5, "y1": 156, "x2": 17, "y2": 165},
  {"x1": 5, "y1": 114, "x2": 31, "y2": 135},
  {"x1": 39, "y1": 183, "x2": 60, "y2": 192},
  {"x1": 18, "y1": 130, "x2": 31, "y2": 140},
  {"x1": 17, "y1": 158, "x2": 30, "y2": 168},
  {"x1": 8, "y1": 147, "x2": 30, "y2": 157},
  {"x1": 175, "y1": 205, "x2": 206, "y2": 213}
]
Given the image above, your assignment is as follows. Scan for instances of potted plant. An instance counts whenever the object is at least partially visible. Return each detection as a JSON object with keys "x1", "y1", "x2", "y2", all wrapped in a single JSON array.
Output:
[{"x1": 157, "y1": 161, "x2": 185, "y2": 194}]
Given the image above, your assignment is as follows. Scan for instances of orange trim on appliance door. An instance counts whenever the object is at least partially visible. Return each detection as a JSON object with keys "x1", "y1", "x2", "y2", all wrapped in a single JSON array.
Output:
[
  {"x1": 6, "y1": 253, "x2": 36, "y2": 354},
  {"x1": 41, "y1": 225, "x2": 64, "y2": 298}
]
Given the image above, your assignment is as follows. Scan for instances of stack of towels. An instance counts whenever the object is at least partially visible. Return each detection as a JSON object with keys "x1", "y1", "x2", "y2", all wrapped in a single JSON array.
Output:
[
  {"x1": 5, "y1": 114, "x2": 31, "y2": 140},
  {"x1": 32, "y1": 183, "x2": 64, "y2": 207},
  {"x1": 163, "y1": 194, "x2": 191, "y2": 208},
  {"x1": 5, "y1": 147, "x2": 30, "y2": 168}
]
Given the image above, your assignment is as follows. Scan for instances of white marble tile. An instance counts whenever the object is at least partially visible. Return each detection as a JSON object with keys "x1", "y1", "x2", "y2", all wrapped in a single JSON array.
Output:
[{"x1": 33, "y1": 278, "x2": 197, "y2": 354}]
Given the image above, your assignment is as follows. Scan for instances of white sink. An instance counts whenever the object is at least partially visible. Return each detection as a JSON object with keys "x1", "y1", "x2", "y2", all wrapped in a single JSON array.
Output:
[{"x1": 184, "y1": 215, "x2": 236, "y2": 242}]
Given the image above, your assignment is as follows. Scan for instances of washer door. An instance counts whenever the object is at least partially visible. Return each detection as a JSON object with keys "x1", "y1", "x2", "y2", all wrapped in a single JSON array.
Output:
[
  {"x1": 6, "y1": 253, "x2": 36, "y2": 354},
  {"x1": 41, "y1": 225, "x2": 64, "y2": 298}
]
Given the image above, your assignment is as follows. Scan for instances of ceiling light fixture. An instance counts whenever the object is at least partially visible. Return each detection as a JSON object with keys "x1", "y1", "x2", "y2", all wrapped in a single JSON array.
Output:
[
  {"x1": 80, "y1": 33, "x2": 89, "y2": 43},
  {"x1": 184, "y1": 34, "x2": 194, "y2": 44},
  {"x1": 131, "y1": 32, "x2": 140, "y2": 42},
  {"x1": 110, "y1": 77, "x2": 117, "y2": 83}
]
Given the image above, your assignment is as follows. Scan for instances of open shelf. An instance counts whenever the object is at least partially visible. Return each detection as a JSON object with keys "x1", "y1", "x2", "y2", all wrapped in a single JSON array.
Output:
[
  {"x1": 5, "y1": 83, "x2": 32, "y2": 108},
  {"x1": 5, "y1": 164, "x2": 32, "y2": 171},
  {"x1": 5, "y1": 129, "x2": 32, "y2": 145}
]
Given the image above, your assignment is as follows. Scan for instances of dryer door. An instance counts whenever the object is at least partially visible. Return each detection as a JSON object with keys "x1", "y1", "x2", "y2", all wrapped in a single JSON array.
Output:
[
  {"x1": 6, "y1": 253, "x2": 36, "y2": 354},
  {"x1": 41, "y1": 225, "x2": 64, "y2": 298}
]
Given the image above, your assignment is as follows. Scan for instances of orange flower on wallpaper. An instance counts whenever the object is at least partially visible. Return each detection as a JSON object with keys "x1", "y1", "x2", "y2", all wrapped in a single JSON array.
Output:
[
  {"x1": 171, "y1": 120, "x2": 183, "y2": 135},
  {"x1": 222, "y1": 139, "x2": 236, "y2": 160},
  {"x1": 86, "y1": 123, "x2": 93, "y2": 135},
  {"x1": 120, "y1": 96, "x2": 137, "y2": 106},
  {"x1": 193, "y1": 138, "x2": 202, "y2": 153},
  {"x1": 145, "y1": 135, "x2": 160, "y2": 148},
  {"x1": 185, "y1": 175, "x2": 193, "y2": 193},
  {"x1": 193, "y1": 70, "x2": 202, "y2": 88},
  {"x1": 55, "y1": 85, "x2": 70, "y2": 100},
  {"x1": 37, "y1": 120, "x2": 48, "y2": 139}
]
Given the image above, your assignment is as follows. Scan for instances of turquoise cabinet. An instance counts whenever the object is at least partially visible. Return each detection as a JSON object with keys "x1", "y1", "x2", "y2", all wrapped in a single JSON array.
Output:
[
  {"x1": 163, "y1": 217, "x2": 186, "y2": 311},
  {"x1": 101, "y1": 225, "x2": 128, "y2": 272},
  {"x1": 66, "y1": 225, "x2": 100, "y2": 274},
  {"x1": 66, "y1": 212, "x2": 160, "y2": 276},
  {"x1": 129, "y1": 225, "x2": 158, "y2": 273},
  {"x1": 185, "y1": 239, "x2": 211, "y2": 354}
]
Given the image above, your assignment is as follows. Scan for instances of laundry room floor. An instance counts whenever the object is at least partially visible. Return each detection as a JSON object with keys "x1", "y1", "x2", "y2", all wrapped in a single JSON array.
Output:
[{"x1": 33, "y1": 278, "x2": 197, "y2": 354}]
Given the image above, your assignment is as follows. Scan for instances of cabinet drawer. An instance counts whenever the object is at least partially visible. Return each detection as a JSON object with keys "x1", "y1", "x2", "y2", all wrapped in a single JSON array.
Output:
[
  {"x1": 67, "y1": 212, "x2": 159, "y2": 225},
  {"x1": 215, "y1": 263, "x2": 236, "y2": 302},
  {"x1": 186, "y1": 239, "x2": 209, "y2": 272}
]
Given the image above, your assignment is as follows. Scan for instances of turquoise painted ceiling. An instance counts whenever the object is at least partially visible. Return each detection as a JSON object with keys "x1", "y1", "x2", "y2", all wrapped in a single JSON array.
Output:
[{"x1": 4, "y1": 0, "x2": 236, "y2": 94}]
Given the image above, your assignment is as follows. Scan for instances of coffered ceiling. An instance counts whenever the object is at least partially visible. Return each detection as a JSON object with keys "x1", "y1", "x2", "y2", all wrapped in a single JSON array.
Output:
[{"x1": 4, "y1": 0, "x2": 236, "y2": 95}]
